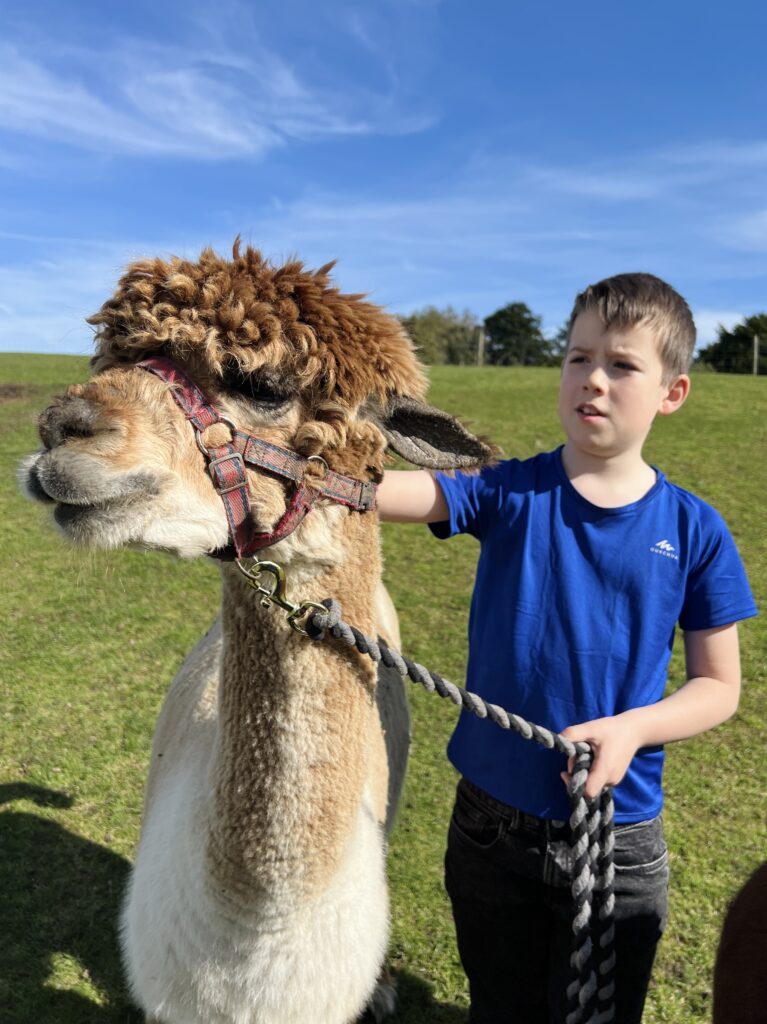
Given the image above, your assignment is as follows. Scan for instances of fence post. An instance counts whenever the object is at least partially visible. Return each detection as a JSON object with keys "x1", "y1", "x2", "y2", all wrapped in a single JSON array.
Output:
[{"x1": 754, "y1": 335, "x2": 760, "y2": 376}]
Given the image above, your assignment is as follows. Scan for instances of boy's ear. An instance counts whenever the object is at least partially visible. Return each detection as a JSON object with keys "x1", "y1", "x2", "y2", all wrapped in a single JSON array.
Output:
[{"x1": 658, "y1": 374, "x2": 691, "y2": 416}]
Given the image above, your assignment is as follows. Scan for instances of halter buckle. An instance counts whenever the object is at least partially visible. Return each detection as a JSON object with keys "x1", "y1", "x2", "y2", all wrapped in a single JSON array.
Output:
[{"x1": 207, "y1": 451, "x2": 247, "y2": 496}]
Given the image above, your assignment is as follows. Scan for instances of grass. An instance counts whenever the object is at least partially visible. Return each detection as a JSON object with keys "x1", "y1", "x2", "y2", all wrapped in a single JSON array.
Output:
[{"x1": 1, "y1": 353, "x2": 765, "y2": 1024}]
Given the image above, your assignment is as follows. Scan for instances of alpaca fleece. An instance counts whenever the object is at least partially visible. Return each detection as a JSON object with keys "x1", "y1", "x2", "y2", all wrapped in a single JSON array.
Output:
[{"x1": 88, "y1": 240, "x2": 427, "y2": 408}]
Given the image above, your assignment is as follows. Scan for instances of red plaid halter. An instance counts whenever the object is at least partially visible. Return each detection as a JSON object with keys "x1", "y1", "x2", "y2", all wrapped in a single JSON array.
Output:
[{"x1": 137, "y1": 357, "x2": 377, "y2": 559}]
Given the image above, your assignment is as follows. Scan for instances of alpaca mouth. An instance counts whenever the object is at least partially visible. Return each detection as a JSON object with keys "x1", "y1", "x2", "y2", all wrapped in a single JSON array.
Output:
[
  {"x1": 52, "y1": 494, "x2": 149, "y2": 530},
  {"x1": 23, "y1": 460, "x2": 57, "y2": 504},
  {"x1": 26, "y1": 451, "x2": 160, "y2": 508},
  {"x1": 22, "y1": 453, "x2": 162, "y2": 543}
]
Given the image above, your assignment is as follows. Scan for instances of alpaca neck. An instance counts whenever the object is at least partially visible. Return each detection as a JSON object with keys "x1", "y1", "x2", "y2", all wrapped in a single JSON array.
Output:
[{"x1": 206, "y1": 520, "x2": 381, "y2": 901}]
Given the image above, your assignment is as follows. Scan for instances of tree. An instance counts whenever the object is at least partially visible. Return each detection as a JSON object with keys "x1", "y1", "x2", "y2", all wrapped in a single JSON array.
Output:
[
  {"x1": 399, "y1": 306, "x2": 478, "y2": 365},
  {"x1": 697, "y1": 314, "x2": 767, "y2": 374},
  {"x1": 483, "y1": 302, "x2": 550, "y2": 366},
  {"x1": 547, "y1": 324, "x2": 570, "y2": 365}
]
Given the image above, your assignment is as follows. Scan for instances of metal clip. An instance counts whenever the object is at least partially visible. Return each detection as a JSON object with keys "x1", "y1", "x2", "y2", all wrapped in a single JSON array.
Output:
[
  {"x1": 235, "y1": 558, "x2": 326, "y2": 636},
  {"x1": 196, "y1": 416, "x2": 238, "y2": 457}
]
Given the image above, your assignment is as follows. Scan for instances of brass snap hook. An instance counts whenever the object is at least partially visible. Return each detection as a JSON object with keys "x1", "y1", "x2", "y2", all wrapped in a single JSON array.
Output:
[
  {"x1": 235, "y1": 558, "x2": 326, "y2": 635},
  {"x1": 236, "y1": 558, "x2": 289, "y2": 607}
]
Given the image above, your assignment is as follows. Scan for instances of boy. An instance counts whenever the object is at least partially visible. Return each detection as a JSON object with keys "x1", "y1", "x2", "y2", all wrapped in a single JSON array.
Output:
[{"x1": 376, "y1": 273, "x2": 757, "y2": 1023}]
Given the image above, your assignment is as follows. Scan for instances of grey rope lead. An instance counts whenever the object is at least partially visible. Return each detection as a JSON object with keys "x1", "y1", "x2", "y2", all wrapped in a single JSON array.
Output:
[
  {"x1": 595, "y1": 788, "x2": 616, "y2": 1021},
  {"x1": 305, "y1": 599, "x2": 615, "y2": 1024}
]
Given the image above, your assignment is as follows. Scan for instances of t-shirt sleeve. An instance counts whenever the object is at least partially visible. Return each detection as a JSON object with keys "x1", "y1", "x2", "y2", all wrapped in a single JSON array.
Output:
[
  {"x1": 679, "y1": 507, "x2": 758, "y2": 631},
  {"x1": 429, "y1": 461, "x2": 513, "y2": 541}
]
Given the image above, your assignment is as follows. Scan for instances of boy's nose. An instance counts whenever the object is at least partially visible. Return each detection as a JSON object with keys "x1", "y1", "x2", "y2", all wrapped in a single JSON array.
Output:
[{"x1": 584, "y1": 366, "x2": 607, "y2": 392}]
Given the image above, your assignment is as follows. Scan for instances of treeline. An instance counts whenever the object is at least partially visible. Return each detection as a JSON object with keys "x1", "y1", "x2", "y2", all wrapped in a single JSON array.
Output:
[
  {"x1": 399, "y1": 303, "x2": 565, "y2": 367},
  {"x1": 696, "y1": 314, "x2": 767, "y2": 374},
  {"x1": 400, "y1": 304, "x2": 767, "y2": 374}
]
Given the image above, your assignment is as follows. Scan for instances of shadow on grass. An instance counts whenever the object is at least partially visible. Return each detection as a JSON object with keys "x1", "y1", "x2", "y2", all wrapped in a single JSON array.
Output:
[
  {"x1": 376, "y1": 971, "x2": 468, "y2": 1023},
  {"x1": 0, "y1": 782, "x2": 142, "y2": 1024},
  {"x1": 1, "y1": 782, "x2": 467, "y2": 1024}
]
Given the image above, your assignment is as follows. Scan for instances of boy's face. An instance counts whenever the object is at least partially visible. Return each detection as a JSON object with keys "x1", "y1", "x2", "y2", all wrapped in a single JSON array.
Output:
[{"x1": 558, "y1": 310, "x2": 689, "y2": 461}]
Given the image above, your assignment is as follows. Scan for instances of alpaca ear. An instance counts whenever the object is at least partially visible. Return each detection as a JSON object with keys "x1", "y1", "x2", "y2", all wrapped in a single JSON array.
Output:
[{"x1": 368, "y1": 395, "x2": 499, "y2": 470}]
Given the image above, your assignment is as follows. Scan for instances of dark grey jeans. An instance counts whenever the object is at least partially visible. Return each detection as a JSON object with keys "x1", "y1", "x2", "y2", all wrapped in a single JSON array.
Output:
[{"x1": 444, "y1": 779, "x2": 669, "y2": 1024}]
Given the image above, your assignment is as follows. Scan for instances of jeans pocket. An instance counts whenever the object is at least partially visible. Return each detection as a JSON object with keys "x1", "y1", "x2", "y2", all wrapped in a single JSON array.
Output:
[
  {"x1": 449, "y1": 786, "x2": 503, "y2": 850},
  {"x1": 613, "y1": 815, "x2": 669, "y2": 877},
  {"x1": 611, "y1": 817, "x2": 670, "y2": 935}
]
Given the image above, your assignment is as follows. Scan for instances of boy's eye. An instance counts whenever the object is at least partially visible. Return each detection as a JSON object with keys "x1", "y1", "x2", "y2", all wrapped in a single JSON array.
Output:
[{"x1": 615, "y1": 361, "x2": 637, "y2": 371}]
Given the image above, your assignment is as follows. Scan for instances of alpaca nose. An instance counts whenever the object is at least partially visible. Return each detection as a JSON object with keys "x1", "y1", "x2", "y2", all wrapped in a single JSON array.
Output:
[{"x1": 38, "y1": 395, "x2": 98, "y2": 450}]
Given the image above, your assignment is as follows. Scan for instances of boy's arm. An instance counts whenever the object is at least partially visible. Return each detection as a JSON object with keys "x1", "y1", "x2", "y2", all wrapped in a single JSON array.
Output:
[
  {"x1": 560, "y1": 623, "x2": 742, "y2": 799},
  {"x1": 376, "y1": 469, "x2": 449, "y2": 523}
]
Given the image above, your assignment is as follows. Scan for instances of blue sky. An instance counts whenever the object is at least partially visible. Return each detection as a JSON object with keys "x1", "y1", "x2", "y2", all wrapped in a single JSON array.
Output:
[{"x1": 1, "y1": 0, "x2": 765, "y2": 355}]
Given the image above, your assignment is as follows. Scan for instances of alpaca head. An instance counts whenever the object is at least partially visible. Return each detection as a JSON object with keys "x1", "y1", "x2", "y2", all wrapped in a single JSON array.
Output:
[{"x1": 21, "y1": 243, "x2": 495, "y2": 561}]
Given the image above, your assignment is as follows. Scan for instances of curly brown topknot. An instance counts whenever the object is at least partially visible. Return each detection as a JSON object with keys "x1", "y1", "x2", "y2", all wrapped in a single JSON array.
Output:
[{"x1": 88, "y1": 240, "x2": 427, "y2": 406}]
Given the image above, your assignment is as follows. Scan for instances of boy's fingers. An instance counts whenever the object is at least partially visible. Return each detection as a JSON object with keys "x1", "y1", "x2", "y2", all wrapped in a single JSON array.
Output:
[
  {"x1": 561, "y1": 749, "x2": 610, "y2": 799},
  {"x1": 585, "y1": 777, "x2": 603, "y2": 800},
  {"x1": 562, "y1": 769, "x2": 607, "y2": 800},
  {"x1": 560, "y1": 722, "x2": 595, "y2": 744},
  {"x1": 585, "y1": 752, "x2": 607, "y2": 796}
]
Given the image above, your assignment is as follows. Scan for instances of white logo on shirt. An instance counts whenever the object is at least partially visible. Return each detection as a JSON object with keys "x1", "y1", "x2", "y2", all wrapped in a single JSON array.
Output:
[{"x1": 650, "y1": 538, "x2": 679, "y2": 561}]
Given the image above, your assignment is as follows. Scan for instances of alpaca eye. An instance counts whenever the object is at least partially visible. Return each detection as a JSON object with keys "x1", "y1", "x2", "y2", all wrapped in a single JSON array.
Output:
[{"x1": 223, "y1": 369, "x2": 290, "y2": 406}]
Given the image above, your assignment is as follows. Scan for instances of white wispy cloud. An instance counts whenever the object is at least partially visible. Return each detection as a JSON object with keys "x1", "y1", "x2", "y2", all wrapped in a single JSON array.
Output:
[
  {"x1": 0, "y1": 47, "x2": 153, "y2": 152},
  {"x1": 659, "y1": 139, "x2": 767, "y2": 169},
  {"x1": 0, "y1": 191, "x2": 607, "y2": 354},
  {"x1": 713, "y1": 209, "x2": 767, "y2": 252},
  {"x1": 2, "y1": 121, "x2": 765, "y2": 356},
  {"x1": 526, "y1": 166, "x2": 664, "y2": 201},
  {"x1": 0, "y1": 242, "x2": 156, "y2": 354},
  {"x1": 240, "y1": 190, "x2": 613, "y2": 288},
  {"x1": 0, "y1": 25, "x2": 434, "y2": 162},
  {"x1": 520, "y1": 132, "x2": 767, "y2": 206}
]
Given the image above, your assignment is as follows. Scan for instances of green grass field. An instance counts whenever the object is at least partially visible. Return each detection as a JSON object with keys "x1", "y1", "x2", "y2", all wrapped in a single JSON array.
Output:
[{"x1": 1, "y1": 353, "x2": 765, "y2": 1024}]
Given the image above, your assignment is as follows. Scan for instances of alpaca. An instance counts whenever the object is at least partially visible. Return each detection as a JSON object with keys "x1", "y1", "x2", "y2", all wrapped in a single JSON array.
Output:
[
  {"x1": 713, "y1": 861, "x2": 767, "y2": 1024},
  {"x1": 21, "y1": 243, "x2": 494, "y2": 1024}
]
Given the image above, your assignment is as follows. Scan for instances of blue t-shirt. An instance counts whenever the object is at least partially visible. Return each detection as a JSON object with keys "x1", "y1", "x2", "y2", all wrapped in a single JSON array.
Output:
[{"x1": 431, "y1": 448, "x2": 757, "y2": 823}]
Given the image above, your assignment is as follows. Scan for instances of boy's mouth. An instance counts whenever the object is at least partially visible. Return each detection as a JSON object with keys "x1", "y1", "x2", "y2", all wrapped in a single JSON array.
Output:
[{"x1": 576, "y1": 403, "x2": 606, "y2": 418}]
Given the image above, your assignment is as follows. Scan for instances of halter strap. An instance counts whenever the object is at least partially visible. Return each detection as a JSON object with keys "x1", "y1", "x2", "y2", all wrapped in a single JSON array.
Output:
[{"x1": 137, "y1": 356, "x2": 376, "y2": 558}]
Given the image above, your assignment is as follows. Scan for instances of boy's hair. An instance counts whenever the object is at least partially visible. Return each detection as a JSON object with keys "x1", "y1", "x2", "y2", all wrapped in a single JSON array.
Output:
[{"x1": 566, "y1": 272, "x2": 696, "y2": 380}]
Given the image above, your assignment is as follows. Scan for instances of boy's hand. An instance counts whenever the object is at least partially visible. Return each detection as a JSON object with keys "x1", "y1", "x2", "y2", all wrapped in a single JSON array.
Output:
[
  {"x1": 560, "y1": 625, "x2": 742, "y2": 801},
  {"x1": 559, "y1": 715, "x2": 644, "y2": 800}
]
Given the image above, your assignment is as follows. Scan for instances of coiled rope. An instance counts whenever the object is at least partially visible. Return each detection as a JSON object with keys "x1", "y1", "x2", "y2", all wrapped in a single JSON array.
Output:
[{"x1": 305, "y1": 598, "x2": 616, "y2": 1024}]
